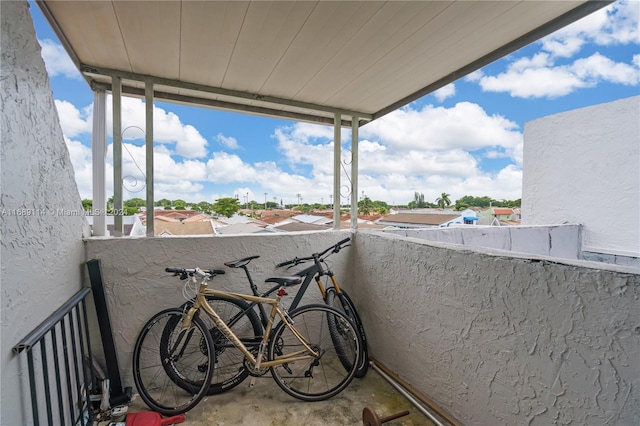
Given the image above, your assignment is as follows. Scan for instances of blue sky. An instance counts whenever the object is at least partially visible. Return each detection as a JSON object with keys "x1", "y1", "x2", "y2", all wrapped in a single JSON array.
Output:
[{"x1": 30, "y1": 1, "x2": 639, "y2": 207}]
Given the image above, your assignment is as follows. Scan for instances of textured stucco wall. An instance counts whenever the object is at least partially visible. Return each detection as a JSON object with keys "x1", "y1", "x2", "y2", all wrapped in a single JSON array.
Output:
[
  {"x1": 349, "y1": 232, "x2": 639, "y2": 426},
  {"x1": 0, "y1": 2, "x2": 88, "y2": 425},
  {"x1": 383, "y1": 224, "x2": 580, "y2": 260},
  {"x1": 522, "y1": 96, "x2": 640, "y2": 259},
  {"x1": 83, "y1": 231, "x2": 353, "y2": 386},
  {"x1": 86, "y1": 231, "x2": 638, "y2": 425}
]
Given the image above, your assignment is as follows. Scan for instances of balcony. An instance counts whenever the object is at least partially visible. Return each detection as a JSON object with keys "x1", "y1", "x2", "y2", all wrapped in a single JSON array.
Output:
[
  {"x1": 83, "y1": 230, "x2": 639, "y2": 425},
  {"x1": 2, "y1": 1, "x2": 638, "y2": 425}
]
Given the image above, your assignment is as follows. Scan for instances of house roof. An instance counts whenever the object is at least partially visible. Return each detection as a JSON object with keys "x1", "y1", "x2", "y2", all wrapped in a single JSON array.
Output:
[
  {"x1": 37, "y1": 1, "x2": 607, "y2": 126},
  {"x1": 154, "y1": 220, "x2": 215, "y2": 236},
  {"x1": 216, "y1": 223, "x2": 270, "y2": 235},
  {"x1": 378, "y1": 213, "x2": 461, "y2": 226},
  {"x1": 493, "y1": 208, "x2": 514, "y2": 215},
  {"x1": 272, "y1": 222, "x2": 331, "y2": 233}
]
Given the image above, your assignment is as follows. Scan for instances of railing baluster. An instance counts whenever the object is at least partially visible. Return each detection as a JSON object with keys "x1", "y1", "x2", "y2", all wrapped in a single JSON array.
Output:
[
  {"x1": 61, "y1": 314, "x2": 76, "y2": 425},
  {"x1": 27, "y1": 351, "x2": 40, "y2": 426},
  {"x1": 80, "y1": 297, "x2": 95, "y2": 421},
  {"x1": 39, "y1": 339, "x2": 54, "y2": 426},
  {"x1": 50, "y1": 327, "x2": 66, "y2": 425},
  {"x1": 69, "y1": 306, "x2": 84, "y2": 423}
]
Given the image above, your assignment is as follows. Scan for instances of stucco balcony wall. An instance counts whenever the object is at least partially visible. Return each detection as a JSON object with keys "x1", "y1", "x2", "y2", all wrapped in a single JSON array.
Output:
[{"x1": 84, "y1": 231, "x2": 639, "y2": 426}]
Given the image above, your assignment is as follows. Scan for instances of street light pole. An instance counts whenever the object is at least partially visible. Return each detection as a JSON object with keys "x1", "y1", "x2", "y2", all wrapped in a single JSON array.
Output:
[{"x1": 264, "y1": 192, "x2": 268, "y2": 210}]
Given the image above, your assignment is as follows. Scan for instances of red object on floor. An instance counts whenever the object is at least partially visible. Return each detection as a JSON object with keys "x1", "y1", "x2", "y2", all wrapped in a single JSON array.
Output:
[{"x1": 125, "y1": 411, "x2": 186, "y2": 426}]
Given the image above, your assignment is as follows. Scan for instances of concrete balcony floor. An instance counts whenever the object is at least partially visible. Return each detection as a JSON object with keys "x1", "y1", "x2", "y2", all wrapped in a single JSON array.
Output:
[{"x1": 116, "y1": 367, "x2": 436, "y2": 426}]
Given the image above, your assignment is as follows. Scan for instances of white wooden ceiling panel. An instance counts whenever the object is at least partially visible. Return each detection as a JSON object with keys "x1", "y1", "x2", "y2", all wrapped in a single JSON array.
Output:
[
  {"x1": 222, "y1": 1, "x2": 318, "y2": 92},
  {"x1": 179, "y1": 1, "x2": 249, "y2": 87},
  {"x1": 38, "y1": 0, "x2": 607, "y2": 125},
  {"x1": 112, "y1": 2, "x2": 181, "y2": 80},
  {"x1": 260, "y1": 1, "x2": 381, "y2": 101},
  {"x1": 44, "y1": 2, "x2": 129, "y2": 70}
]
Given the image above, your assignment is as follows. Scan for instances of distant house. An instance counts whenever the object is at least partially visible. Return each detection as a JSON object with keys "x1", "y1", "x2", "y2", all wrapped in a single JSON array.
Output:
[
  {"x1": 376, "y1": 209, "x2": 477, "y2": 228},
  {"x1": 477, "y1": 207, "x2": 521, "y2": 226},
  {"x1": 155, "y1": 220, "x2": 216, "y2": 236}
]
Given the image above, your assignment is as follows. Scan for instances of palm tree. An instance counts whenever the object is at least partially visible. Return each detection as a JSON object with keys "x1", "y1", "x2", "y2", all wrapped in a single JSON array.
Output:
[{"x1": 436, "y1": 192, "x2": 451, "y2": 209}]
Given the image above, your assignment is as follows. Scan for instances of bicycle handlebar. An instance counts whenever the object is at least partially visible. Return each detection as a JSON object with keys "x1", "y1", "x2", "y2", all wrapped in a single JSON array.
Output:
[
  {"x1": 165, "y1": 267, "x2": 225, "y2": 279},
  {"x1": 275, "y1": 237, "x2": 351, "y2": 268}
]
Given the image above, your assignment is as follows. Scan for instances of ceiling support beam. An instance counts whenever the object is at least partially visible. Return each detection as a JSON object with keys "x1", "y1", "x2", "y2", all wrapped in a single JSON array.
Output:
[
  {"x1": 83, "y1": 65, "x2": 372, "y2": 124},
  {"x1": 91, "y1": 83, "x2": 357, "y2": 127},
  {"x1": 112, "y1": 76, "x2": 123, "y2": 237},
  {"x1": 333, "y1": 113, "x2": 341, "y2": 230},
  {"x1": 145, "y1": 80, "x2": 154, "y2": 237},
  {"x1": 91, "y1": 90, "x2": 107, "y2": 237},
  {"x1": 350, "y1": 117, "x2": 359, "y2": 230}
]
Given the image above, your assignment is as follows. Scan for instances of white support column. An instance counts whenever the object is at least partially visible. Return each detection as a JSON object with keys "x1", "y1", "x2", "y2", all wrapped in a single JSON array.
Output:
[
  {"x1": 91, "y1": 90, "x2": 107, "y2": 236},
  {"x1": 145, "y1": 80, "x2": 154, "y2": 236},
  {"x1": 333, "y1": 113, "x2": 341, "y2": 230},
  {"x1": 350, "y1": 117, "x2": 359, "y2": 230},
  {"x1": 112, "y1": 76, "x2": 123, "y2": 236}
]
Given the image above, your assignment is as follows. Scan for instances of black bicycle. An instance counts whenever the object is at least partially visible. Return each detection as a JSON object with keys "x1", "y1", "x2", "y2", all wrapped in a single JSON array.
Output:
[{"x1": 186, "y1": 237, "x2": 369, "y2": 396}]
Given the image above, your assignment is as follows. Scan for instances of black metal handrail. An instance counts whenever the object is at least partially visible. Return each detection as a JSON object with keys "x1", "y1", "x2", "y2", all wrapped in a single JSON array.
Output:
[{"x1": 13, "y1": 287, "x2": 95, "y2": 426}]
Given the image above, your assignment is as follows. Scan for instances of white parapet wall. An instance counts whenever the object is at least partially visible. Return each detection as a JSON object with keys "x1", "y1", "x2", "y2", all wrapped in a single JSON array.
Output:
[
  {"x1": 522, "y1": 96, "x2": 640, "y2": 264},
  {"x1": 381, "y1": 224, "x2": 581, "y2": 259},
  {"x1": 85, "y1": 231, "x2": 639, "y2": 425},
  {"x1": 349, "y1": 232, "x2": 639, "y2": 426}
]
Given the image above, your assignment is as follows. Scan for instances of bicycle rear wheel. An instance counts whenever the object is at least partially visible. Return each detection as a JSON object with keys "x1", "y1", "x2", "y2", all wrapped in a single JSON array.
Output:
[
  {"x1": 268, "y1": 304, "x2": 360, "y2": 401},
  {"x1": 325, "y1": 288, "x2": 369, "y2": 377},
  {"x1": 199, "y1": 295, "x2": 263, "y2": 394},
  {"x1": 132, "y1": 308, "x2": 214, "y2": 415}
]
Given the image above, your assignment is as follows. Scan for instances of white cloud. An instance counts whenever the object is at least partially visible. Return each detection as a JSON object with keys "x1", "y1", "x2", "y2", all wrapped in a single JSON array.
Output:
[
  {"x1": 271, "y1": 102, "x2": 525, "y2": 203},
  {"x1": 55, "y1": 100, "x2": 92, "y2": 137},
  {"x1": 475, "y1": 1, "x2": 640, "y2": 99},
  {"x1": 215, "y1": 133, "x2": 240, "y2": 149},
  {"x1": 206, "y1": 152, "x2": 257, "y2": 183},
  {"x1": 38, "y1": 39, "x2": 81, "y2": 79},
  {"x1": 64, "y1": 137, "x2": 93, "y2": 199},
  {"x1": 433, "y1": 83, "x2": 456, "y2": 102},
  {"x1": 478, "y1": 53, "x2": 640, "y2": 98},
  {"x1": 541, "y1": 1, "x2": 640, "y2": 57},
  {"x1": 360, "y1": 102, "x2": 522, "y2": 153},
  {"x1": 54, "y1": 97, "x2": 209, "y2": 158}
]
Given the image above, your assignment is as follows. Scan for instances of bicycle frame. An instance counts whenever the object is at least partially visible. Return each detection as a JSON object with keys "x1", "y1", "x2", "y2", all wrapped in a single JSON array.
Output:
[
  {"x1": 177, "y1": 281, "x2": 318, "y2": 371},
  {"x1": 229, "y1": 253, "x2": 345, "y2": 328}
]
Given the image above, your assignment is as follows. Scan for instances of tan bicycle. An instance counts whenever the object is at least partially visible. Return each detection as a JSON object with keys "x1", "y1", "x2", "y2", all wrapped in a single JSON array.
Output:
[{"x1": 132, "y1": 267, "x2": 362, "y2": 416}]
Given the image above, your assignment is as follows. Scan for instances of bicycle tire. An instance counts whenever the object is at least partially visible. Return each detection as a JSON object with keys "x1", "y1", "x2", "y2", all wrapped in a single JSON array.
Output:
[
  {"x1": 199, "y1": 295, "x2": 263, "y2": 394},
  {"x1": 268, "y1": 304, "x2": 360, "y2": 401},
  {"x1": 132, "y1": 308, "x2": 214, "y2": 415},
  {"x1": 325, "y1": 288, "x2": 369, "y2": 378}
]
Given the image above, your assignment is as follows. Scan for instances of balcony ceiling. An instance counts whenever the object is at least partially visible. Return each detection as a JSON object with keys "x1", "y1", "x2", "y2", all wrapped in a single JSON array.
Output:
[{"x1": 37, "y1": 1, "x2": 609, "y2": 126}]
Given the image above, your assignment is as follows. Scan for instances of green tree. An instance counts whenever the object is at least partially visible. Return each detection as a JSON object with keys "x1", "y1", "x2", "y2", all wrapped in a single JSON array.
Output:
[
  {"x1": 155, "y1": 198, "x2": 172, "y2": 208},
  {"x1": 213, "y1": 197, "x2": 240, "y2": 217},
  {"x1": 124, "y1": 198, "x2": 146, "y2": 208},
  {"x1": 193, "y1": 201, "x2": 214, "y2": 215},
  {"x1": 173, "y1": 199, "x2": 187, "y2": 210},
  {"x1": 408, "y1": 192, "x2": 425, "y2": 209},
  {"x1": 82, "y1": 199, "x2": 92, "y2": 211},
  {"x1": 435, "y1": 192, "x2": 451, "y2": 209},
  {"x1": 124, "y1": 206, "x2": 139, "y2": 215},
  {"x1": 358, "y1": 197, "x2": 372, "y2": 215},
  {"x1": 371, "y1": 200, "x2": 389, "y2": 215}
]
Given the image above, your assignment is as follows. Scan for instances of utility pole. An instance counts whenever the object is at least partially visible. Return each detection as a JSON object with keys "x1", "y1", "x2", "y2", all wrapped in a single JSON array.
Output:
[{"x1": 264, "y1": 192, "x2": 268, "y2": 210}]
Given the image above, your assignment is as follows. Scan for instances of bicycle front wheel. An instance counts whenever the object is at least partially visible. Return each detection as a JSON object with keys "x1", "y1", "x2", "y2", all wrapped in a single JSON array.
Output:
[
  {"x1": 325, "y1": 288, "x2": 369, "y2": 378},
  {"x1": 268, "y1": 304, "x2": 360, "y2": 401},
  {"x1": 132, "y1": 308, "x2": 214, "y2": 415},
  {"x1": 200, "y1": 295, "x2": 263, "y2": 395}
]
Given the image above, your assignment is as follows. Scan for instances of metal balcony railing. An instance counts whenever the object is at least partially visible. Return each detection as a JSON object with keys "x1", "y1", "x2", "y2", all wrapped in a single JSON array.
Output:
[{"x1": 13, "y1": 288, "x2": 95, "y2": 426}]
